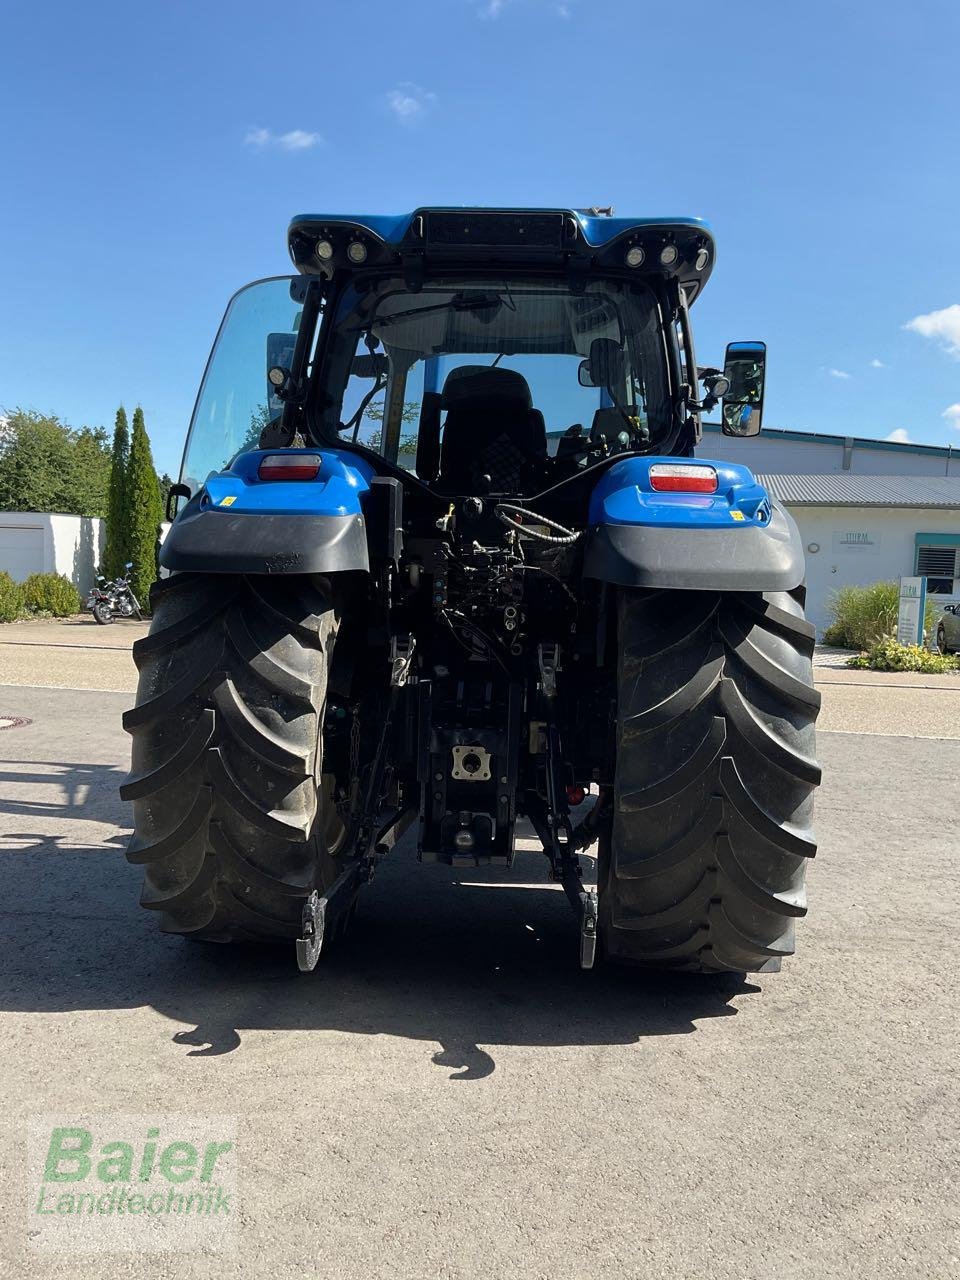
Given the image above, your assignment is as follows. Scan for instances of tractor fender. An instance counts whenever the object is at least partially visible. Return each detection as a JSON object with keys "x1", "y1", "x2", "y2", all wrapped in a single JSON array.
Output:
[
  {"x1": 160, "y1": 448, "x2": 373, "y2": 576},
  {"x1": 582, "y1": 456, "x2": 805, "y2": 592}
]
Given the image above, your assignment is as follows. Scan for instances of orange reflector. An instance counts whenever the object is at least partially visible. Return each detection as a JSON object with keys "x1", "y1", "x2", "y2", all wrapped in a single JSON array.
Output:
[
  {"x1": 649, "y1": 463, "x2": 718, "y2": 493},
  {"x1": 258, "y1": 453, "x2": 322, "y2": 481}
]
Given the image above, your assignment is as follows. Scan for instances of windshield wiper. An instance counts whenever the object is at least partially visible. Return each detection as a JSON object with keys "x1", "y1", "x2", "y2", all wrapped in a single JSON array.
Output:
[{"x1": 346, "y1": 292, "x2": 502, "y2": 333}]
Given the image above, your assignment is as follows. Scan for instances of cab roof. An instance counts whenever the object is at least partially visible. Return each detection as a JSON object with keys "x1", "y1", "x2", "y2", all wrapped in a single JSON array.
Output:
[{"x1": 287, "y1": 208, "x2": 715, "y2": 301}]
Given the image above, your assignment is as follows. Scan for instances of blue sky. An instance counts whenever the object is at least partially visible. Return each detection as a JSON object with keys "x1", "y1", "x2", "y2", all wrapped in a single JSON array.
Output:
[{"x1": 1, "y1": 0, "x2": 958, "y2": 475}]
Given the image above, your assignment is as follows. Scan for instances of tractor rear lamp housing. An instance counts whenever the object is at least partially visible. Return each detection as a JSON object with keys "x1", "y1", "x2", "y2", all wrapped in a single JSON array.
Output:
[
  {"x1": 649, "y1": 463, "x2": 718, "y2": 493},
  {"x1": 258, "y1": 453, "x2": 322, "y2": 481}
]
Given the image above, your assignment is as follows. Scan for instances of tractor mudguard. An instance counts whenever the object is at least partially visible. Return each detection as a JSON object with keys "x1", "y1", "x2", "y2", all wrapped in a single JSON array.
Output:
[
  {"x1": 582, "y1": 457, "x2": 804, "y2": 592},
  {"x1": 160, "y1": 448, "x2": 374, "y2": 575}
]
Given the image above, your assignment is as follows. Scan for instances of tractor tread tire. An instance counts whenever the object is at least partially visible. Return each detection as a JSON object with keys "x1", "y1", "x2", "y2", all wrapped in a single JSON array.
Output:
[
  {"x1": 121, "y1": 573, "x2": 339, "y2": 942},
  {"x1": 602, "y1": 585, "x2": 820, "y2": 974}
]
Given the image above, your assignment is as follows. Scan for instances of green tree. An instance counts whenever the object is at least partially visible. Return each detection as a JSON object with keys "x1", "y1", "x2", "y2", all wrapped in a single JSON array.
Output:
[
  {"x1": 102, "y1": 407, "x2": 130, "y2": 577},
  {"x1": 362, "y1": 399, "x2": 420, "y2": 455},
  {"x1": 69, "y1": 426, "x2": 112, "y2": 519},
  {"x1": 124, "y1": 406, "x2": 163, "y2": 609},
  {"x1": 0, "y1": 409, "x2": 112, "y2": 515},
  {"x1": 0, "y1": 411, "x2": 75, "y2": 512}
]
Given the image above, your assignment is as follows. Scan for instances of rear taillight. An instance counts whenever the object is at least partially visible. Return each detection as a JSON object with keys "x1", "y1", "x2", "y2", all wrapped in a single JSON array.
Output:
[
  {"x1": 258, "y1": 453, "x2": 322, "y2": 481},
  {"x1": 649, "y1": 463, "x2": 718, "y2": 493}
]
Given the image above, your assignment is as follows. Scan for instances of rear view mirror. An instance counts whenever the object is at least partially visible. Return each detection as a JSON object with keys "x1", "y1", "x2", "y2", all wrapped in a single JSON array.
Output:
[
  {"x1": 351, "y1": 354, "x2": 389, "y2": 379},
  {"x1": 166, "y1": 483, "x2": 192, "y2": 523},
  {"x1": 721, "y1": 341, "x2": 766, "y2": 437},
  {"x1": 577, "y1": 359, "x2": 595, "y2": 388},
  {"x1": 267, "y1": 331, "x2": 298, "y2": 412},
  {"x1": 588, "y1": 338, "x2": 626, "y2": 391}
]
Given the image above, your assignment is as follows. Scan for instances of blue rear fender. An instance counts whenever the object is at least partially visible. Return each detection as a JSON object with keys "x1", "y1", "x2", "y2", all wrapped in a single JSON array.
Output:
[
  {"x1": 583, "y1": 456, "x2": 805, "y2": 593},
  {"x1": 160, "y1": 448, "x2": 375, "y2": 576}
]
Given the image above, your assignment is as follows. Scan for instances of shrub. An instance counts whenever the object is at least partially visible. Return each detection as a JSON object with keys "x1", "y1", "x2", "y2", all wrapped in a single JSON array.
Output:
[
  {"x1": 21, "y1": 572, "x2": 81, "y2": 617},
  {"x1": 847, "y1": 637, "x2": 960, "y2": 673},
  {"x1": 824, "y1": 581, "x2": 898, "y2": 648},
  {"x1": 0, "y1": 571, "x2": 24, "y2": 622},
  {"x1": 825, "y1": 581, "x2": 941, "y2": 649}
]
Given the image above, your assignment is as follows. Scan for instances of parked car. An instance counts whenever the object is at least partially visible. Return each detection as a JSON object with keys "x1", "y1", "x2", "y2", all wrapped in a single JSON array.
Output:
[{"x1": 936, "y1": 604, "x2": 960, "y2": 654}]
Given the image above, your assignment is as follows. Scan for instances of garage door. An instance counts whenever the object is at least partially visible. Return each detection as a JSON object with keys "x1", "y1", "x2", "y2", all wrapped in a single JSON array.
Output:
[{"x1": 0, "y1": 525, "x2": 44, "y2": 581}]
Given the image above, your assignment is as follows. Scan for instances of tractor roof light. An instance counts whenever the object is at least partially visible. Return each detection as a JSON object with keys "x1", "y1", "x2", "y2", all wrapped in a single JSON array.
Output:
[
  {"x1": 659, "y1": 243, "x2": 679, "y2": 267},
  {"x1": 625, "y1": 244, "x2": 645, "y2": 268},
  {"x1": 258, "y1": 453, "x2": 322, "y2": 481},
  {"x1": 314, "y1": 238, "x2": 334, "y2": 261},
  {"x1": 649, "y1": 463, "x2": 718, "y2": 493},
  {"x1": 347, "y1": 239, "x2": 368, "y2": 264},
  {"x1": 695, "y1": 245, "x2": 710, "y2": 271}
]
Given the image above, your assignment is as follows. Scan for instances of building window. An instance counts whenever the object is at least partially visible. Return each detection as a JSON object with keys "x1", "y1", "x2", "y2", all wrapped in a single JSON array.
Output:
[{"x1": 916, "y1": 544, "x2": 960, "y2": 594}]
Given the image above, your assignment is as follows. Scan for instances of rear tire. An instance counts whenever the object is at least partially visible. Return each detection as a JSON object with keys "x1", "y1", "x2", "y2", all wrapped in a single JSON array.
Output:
[
  {"x1": 121, "y1": 573, "x2": 344, "y2": 942},
  {"x1": 601, "y1": 586, "x2": 821, "y2": 974}
]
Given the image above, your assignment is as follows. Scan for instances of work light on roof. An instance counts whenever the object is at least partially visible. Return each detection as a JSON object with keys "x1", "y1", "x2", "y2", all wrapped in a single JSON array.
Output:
[
  {"x1": 659, "y1": 244, "x2": 679, "y2": 267},
  {"x1": 347, "y1": 240, "x2": 368, "y2": 264},
  {"x1": 314, "y1": 238, "x2": 334, "y2": 261},
  {"x1": 625, "y1": 245, "x2": 645, "y2": 268},
  {"x1": 695, "y1": 247, "x2": 710, "y2": 271}
]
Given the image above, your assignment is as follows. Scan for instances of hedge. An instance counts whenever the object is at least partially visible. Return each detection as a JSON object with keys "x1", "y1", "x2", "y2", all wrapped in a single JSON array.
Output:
[{"x1": 20, "y1": 573, "x2": 81, "y2": 617}]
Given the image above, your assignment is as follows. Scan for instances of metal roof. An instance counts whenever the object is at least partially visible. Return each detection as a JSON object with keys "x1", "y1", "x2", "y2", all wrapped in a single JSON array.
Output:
[
  {"x1": 759, "y1": 474, "x2": 960, "y2": 508},
  {"x1": 703, "y1": 421, "x2": 959, "y2": 459}
]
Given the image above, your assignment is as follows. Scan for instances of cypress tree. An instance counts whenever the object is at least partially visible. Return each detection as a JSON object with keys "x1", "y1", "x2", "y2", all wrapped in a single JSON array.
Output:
[
  {"x1": 102, "y1": 407, "x2": 129, "y2": 576},
  {"x1": 124, "y1": 406, "x2": 163, "y2": 609}
]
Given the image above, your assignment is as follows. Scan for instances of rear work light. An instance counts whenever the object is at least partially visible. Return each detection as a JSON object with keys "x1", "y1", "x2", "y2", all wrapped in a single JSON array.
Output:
[
  {"x1": 258, "y1": 453, "x2": 322, "y2": 481},
  {"x1": 649, "y1": 463, "x2": 718, "y2": 493}
]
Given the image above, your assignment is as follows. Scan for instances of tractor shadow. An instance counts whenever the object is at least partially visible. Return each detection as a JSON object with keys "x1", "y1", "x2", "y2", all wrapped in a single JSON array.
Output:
[
  {"x1": 0, "y1": 800, "x2": 757, "y2": 1078},
  {"x1": 166, "y1": 861, "x2": 757, "y2": 1078}
]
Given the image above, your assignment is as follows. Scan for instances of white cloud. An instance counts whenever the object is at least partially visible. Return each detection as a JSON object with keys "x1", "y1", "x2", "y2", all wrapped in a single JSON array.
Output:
[
  {"x1": 942, "y1": 403, "x2": 960, "y2": 428},
  {"x1": 904, "y1": 304, "x2": 960, "y2": 358},
  {"x1": 869, "y1": 358, "x2": 886, "y2": 368},
  {"x1": 885, "y1": 428, "x2": 911, "y2": 443},
  {"x1": 386, "y1": 83, "x2": 437, "y2": 122},
  {"x1": 476, "y1": 0, "x2": 572, "y2": 16},
  {"x1": 244, "y1": 127, "x2": 322, "y2": 151},
  {"x1": 827, "y1": 367, "x2": 852, "y2": 380}
]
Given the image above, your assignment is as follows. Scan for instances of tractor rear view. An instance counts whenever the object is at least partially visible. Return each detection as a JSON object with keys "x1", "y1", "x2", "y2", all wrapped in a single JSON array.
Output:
[{"x1": 122, "y1": 208, "x2": 819, "y2": 974}]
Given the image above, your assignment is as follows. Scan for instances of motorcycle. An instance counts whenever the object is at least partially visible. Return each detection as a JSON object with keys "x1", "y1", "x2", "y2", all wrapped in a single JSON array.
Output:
[{"x1": 86, "y1": 563, "x2": 143, "y2": 624}]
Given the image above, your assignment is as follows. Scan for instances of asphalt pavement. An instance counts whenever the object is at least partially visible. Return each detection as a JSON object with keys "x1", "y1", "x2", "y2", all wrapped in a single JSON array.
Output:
[{"x1": 0, "y1": 658, "x2": 958, "y2": 1278}]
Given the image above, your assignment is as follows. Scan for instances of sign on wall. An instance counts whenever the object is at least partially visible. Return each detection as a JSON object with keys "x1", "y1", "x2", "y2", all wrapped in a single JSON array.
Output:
[
  {"x1": 897, "y1": 576, "x2": 927, "y2": 646},
  {"x1": 831, "y1": 530, "x2": 881, "y2": 553}
]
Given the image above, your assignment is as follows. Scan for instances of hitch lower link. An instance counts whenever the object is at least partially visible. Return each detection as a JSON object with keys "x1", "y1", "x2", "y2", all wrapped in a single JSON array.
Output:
[
  {"x1": 540, "y1": 713, "x2": 600, "y2": 972},
  {"x1": 297, "y1": 657, "x2": 414, "y2": 974}
]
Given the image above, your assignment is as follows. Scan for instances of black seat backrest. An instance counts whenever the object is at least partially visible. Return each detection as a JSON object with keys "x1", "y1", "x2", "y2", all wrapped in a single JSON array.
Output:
[{"x1": 436, "y1": 366, "x2": 547, "y2": 495}]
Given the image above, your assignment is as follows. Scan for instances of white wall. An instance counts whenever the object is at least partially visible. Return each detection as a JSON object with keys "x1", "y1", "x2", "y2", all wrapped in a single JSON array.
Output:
[
  {"x1": 0, "y1": 512, "x2": 105, "y2": 594},
  {"x1": 785, "y1": 505, "x2": 960, "y2": 635}
]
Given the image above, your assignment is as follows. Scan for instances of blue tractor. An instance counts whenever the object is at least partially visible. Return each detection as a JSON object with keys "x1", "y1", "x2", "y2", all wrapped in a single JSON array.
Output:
[{"x1": 123, "y1": 208, "x2": 820, "y2": 974}]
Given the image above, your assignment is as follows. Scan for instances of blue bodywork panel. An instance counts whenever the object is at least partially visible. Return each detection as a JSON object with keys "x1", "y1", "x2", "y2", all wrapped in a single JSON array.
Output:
[
  {"x1": 588, "y1": 457, "x2": 771, "y2": 530},
  {"x1": 201, "y1": 448, "x2": 374, "y2": 516},
  {"x1": 582, "y1": 457, "x2": 804, "y2": 592},
  {"x1": 288, "y1": 210, "x2": 712, "y2": 250},
  {"x1": 287, "y1": 207, "x2": 717, "y2": 298},
  {"x1": 161, "y1": 448, "x2": 375, "y2": 576}
]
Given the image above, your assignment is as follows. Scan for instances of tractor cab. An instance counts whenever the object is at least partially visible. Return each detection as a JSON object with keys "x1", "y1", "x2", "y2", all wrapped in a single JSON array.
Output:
[{"x1": 175, "y1": 209, "x2": 765, "y2": 504}]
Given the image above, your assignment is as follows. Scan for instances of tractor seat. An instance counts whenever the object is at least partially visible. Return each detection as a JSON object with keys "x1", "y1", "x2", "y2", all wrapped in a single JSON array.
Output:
[{"x1": 435, "y1": 366, "x2": 547, "y2": 495}]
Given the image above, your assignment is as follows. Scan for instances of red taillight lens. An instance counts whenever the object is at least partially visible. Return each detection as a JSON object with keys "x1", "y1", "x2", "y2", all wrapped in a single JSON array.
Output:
[
  {"x1": 258, "y1": 453, "x2": 322, "y2": 481},
  {"x1": 649, "y1": 463, "x2": 718, "y2": 493}
]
